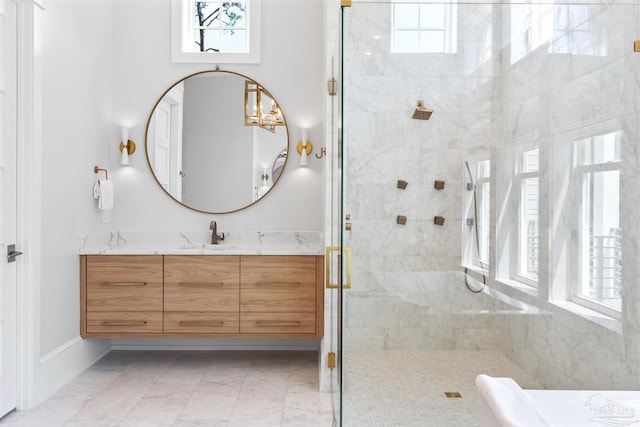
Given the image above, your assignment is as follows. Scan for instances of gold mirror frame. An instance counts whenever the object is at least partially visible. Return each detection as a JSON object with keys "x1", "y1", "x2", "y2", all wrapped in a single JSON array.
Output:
[{"x1": 145, "y1": 69, "x2": 289, "y2": 214}]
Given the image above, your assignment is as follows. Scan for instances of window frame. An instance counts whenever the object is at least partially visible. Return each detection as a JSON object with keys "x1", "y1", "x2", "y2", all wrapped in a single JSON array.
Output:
[
  {"x1": 171, "y1": 0, "x2": 261, "y2": 64},
  {"x1": 391, "y1": 2, "x2": 458, "y2": 54},
  {"x1": 572, "y1": 134, "x2": 622, "y2": 318},
  {"x1": 475, "y1": 160, "x2": 491, "y2": 269},
  {"x1": 513, "y1": 148, "x2": 539, "y2": 287}
]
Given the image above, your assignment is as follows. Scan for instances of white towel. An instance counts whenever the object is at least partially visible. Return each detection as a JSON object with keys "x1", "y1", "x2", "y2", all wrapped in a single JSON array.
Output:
[
  {"x1": 476, "y1": 374, "x2": 553, "y2": 427},
  {"x1": 93, "y1": 179, "x2": 113, "y2": 210}
]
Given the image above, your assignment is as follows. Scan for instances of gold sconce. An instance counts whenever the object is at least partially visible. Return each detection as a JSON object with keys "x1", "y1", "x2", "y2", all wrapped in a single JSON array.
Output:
[
  {"x1": 244, "y1": 80, "x2": 285, "y2": 133},
  {"x1": 119, "y1": 127, "x2": 136, "y2": 165},
  {"x1": 297, "y1": 128, "x2": 313, "y2": 167}
]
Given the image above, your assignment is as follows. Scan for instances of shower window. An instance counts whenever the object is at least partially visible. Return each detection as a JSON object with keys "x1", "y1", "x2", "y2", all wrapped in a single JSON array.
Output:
[
  {"x1": 574, "y1": 132, "x2": 622, "y2": 315},
  {"x1": 391, "y1": 3, "x2": 457, "y2": 54},
  {"x1": 515, "y1": 149, "x2": 539, "y2": 284},
  {"x1": 171, "y1": 0, "x2": 260, "y2": 63},
  {"x1": 510, "y1": 2, "x2": 553, "y2": 64}
]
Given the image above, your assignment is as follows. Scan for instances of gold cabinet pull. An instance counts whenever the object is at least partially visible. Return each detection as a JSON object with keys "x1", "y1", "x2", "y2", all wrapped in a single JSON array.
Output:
[
  {"x1": 255, "y1": 321, "x2": 301, "y2": 327},
  {"x1": 254, "y1": 282, "x2": 301, "y2": 288},
  {"x1": 179, "y1": 282, "x2": 225, "y2": 287},
  {"x1": 101, "y1": 320, "x2": 148, "y2": 326},
  {"x1": 178, "y1": 320, "x2": 225, "y2": 327},
  {"x1": 102, "y1": 282, "x2": 147, "y2": 287}
]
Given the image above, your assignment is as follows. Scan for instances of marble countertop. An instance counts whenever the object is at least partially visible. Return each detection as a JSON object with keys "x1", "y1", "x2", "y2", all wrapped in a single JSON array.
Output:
[{"x1": 79, "y1": 230, "x2": 324, "y2": 256}]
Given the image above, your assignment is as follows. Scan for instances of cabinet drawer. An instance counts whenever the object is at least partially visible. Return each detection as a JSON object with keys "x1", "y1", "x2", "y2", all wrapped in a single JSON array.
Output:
[
  {"x1": 240, "y1": 312, "x2": 316, "y2": 334},
  {"x1": 164, "y1": 312, "x2": 239, "y2": 334},
  {"x1": 164, "y1": 255, "x2": 239, "y2": 312},
  {"x1": 86, "y1": 255, "x2": 163, "y2": 312},
  {"x1": 240, "y1": 256, "x2": 316, "y2": 312},
  {"x1": 87, "y1": 311, "x2": 162, "y2": 334}
]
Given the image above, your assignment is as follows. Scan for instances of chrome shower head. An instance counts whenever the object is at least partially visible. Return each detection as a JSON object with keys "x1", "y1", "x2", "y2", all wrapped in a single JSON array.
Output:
[{"x1": 412, "y1": 100, "x2": 433, "y2": 120}]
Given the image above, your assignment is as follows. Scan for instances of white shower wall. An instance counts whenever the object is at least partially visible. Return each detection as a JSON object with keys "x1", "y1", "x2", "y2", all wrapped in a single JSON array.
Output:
[{"x1": 342, "y1": 2, "x2": 640, "y2": 390}]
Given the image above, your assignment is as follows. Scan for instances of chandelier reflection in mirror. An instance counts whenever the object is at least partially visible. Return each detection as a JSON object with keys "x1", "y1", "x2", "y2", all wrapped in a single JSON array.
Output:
[{"x1": 244, "y1": 80, "x2": 285, "y2": 133}]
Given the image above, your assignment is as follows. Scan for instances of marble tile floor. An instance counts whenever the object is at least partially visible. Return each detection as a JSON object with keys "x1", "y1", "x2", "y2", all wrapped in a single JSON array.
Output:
[
  {"x1": 2, "y1": 349, "x2": 541, "y2": 427},
  {"x1": 342, "y1": 350, "x2": 542, "y2": 427},
  {"x1": 0, "y1": 350, "x2": 336, "y2": 427}
]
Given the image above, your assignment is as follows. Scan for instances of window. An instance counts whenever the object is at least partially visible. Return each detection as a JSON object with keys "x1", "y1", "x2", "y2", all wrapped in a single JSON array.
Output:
[
  {"x1": 172, "y1": 0, "x2": 261, "y2": 63},
  {"x1": 476, "y1": 160, "x2": 491, "y2": 268},
  {"x1": 510, "y1": 2, "x2": 553, "y2": 64},
  {"x1": 574, "y1": 132, "x2": 622, "y2": 313},
  {"x1": 515, "y1": 149, "x2": 539, "y2": 284},
  {"x1": 391, "y1": 3, "x2": 457, "y2": 54}
]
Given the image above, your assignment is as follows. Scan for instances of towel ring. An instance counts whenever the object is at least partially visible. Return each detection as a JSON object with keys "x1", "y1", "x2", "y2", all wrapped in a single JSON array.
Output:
[{"x1": 94, "y1": 166, "x2": 109, "y2": 180}]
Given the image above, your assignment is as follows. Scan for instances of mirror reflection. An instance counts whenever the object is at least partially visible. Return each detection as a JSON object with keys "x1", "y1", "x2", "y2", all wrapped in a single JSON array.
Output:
[{"x1": 145, "y1": 70, "x2": 289, "y2": 214}]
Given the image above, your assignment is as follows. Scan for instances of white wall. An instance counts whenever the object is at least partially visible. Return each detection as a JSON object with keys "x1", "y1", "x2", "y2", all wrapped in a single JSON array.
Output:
[{"x1": 34, "y1": 0, "x2": 326, "y2": 405}]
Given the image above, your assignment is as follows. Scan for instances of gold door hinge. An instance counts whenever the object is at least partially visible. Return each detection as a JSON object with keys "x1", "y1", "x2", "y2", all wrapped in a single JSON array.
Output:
[
  {"x1": 328, "y1": 352, "x2": 337, "y2": 369},
  {"x1": 341, "y1": 0, "x2": 351, "y2": 7},
  {"x1": 635, "y1": 41, "x2": 640, "y2": 52},
  {"x1": 328, "y1": 78, "x2": 337, "y2": 96}
]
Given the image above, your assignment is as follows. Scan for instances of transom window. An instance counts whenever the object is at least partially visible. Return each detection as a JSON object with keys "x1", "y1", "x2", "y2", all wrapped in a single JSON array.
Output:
[
  {"x1": 391, "y1": 3, "x2": 457, "y2": 54},
  {"x1": 574, "y1": 132, "x2": 622, "y2": 314},
  {"x1": 172, "y1": 0, "x2": 261, "y2": 63}
]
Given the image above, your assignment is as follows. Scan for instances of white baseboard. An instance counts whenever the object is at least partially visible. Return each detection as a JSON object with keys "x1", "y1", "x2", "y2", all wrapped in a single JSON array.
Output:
[
  {"x1": 37, "y1": 336, "x2": 110, "y2": 406},
  {"x1": 110, "y1": 338, "x2": 321, "y2": 351}
]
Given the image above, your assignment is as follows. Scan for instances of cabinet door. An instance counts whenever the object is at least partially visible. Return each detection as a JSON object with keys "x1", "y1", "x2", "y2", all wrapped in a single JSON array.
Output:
[
  {"x1": 240, "y1": 256, "x2": 316, "y2": 313},
  {"x1": 164, "y1": 255, "x2": 240, "y2": 333}
]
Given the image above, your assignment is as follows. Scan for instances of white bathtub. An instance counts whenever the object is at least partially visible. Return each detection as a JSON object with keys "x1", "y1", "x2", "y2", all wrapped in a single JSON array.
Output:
[{"x1": 476, "y1": 374, "x2": 640, "y2": 427}]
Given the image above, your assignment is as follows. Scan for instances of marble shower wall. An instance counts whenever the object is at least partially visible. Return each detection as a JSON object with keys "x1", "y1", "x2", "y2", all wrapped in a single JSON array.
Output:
[
  {"x1": 342, "y1": 3, "x2": 501, "y2": 350},
  {"x1": 342, "y1": 2, "x2": 640, "y2": 389}
]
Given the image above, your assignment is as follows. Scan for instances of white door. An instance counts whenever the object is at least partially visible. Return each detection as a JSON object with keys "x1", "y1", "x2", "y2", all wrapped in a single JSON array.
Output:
[
  {"x1": 0, "y1": 0, "x2": 18, "y2": 418},
  {"x1": 150, "y1": 98, "x2": 183, "y2": 200}
]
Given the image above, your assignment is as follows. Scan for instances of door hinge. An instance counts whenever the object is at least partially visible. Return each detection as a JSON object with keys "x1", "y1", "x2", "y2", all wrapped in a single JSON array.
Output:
[
  {"x1": 328, "y1": 78, "x2": 337, "y2": 96},
  {"x1": 328, "y1": 352, "x2": 336, "y2": 369}
]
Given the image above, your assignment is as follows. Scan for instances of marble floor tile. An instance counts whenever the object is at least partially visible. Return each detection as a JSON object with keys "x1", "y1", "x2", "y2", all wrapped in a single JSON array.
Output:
[{"x1": 1, "y1": 349, "x2": 536, "y2": 427}]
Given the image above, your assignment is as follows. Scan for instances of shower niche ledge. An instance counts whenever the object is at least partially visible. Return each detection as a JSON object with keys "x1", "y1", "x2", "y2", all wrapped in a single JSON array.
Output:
[{"x1": 79, "y1": 231, "x2": 324, "y2": 340}]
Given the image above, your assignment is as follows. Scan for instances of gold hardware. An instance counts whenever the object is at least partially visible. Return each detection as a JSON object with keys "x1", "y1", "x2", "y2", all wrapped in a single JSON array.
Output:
[
  {"x1": 345, "y1": 213, "x2": 350, "y2": 220},
  {"x1": 102, "y1": 282, "x2": 147, "y2": 286},
  {"x1": 397, "y1": 215, "x2": 407, "y2": 225},
  {"x1": 397, "y1": 180, "x2": 408, "y2": 189},
  {"x1": 256, "y1": 321, "x2": 301, "y2": 327},
  {"x1": 119, "y1": 140, "x2": 136, "y2": 155},
  {"x1": 94, "y1": 166, "x2": 109, "y2": 180},
  {"x1": 434, "y1": 216, "x2": 445, "y2": 226},
  {"x1": 328, "y1": 78, "x2": 337, "y2": 95},
  {"x1": 315, "y1": 147, "x2": 327, "y2": 159},
  {"x1": 345, "y1": 223, "x2": 352, "y2": 231},
  {"x1": 179, "y1": 321, "x2": 224, "y2": 326},
  {"x1": 434, "y1": 180, "x2": 445, "y2": 190},
  {"x1": 179, "y1": 282, "x2": 224, "y2": 287},
  {"x1": 101, "y1": 320, "x2": 147, "y2": 326},
  {"x1": 297, "y1": 141, "x2": 313, "y2": 155},
  {"x1": 635, "y1": 41, "x2": 640, "y2": 52},
  {"x1": 254, "y1": 282, "x2": 301, "y2": 288},
  {"x1": 328, "y1": 352, "x2": 337, "y2": 369},
  {"x1": 326, "y1": 246, "x2": 352, "y2": 289},
  {"x1": 444, "y1": 391, "x2": 462, "y2": 398},
  {"x1": 341, "y1": 0, "x2": 351, "y2": 7}
]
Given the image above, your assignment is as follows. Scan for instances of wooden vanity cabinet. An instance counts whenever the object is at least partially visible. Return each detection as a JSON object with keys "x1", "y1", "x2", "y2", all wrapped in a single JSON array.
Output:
[
  {"x1": 82, "y1": 255, "x2": 163, "y2": 337},
  {"x1": 164, "y1": 255, "x2": 240, "y2": 334},
  {"x1": 80, "y1": 254, "x2": 324, "y2": 339}
]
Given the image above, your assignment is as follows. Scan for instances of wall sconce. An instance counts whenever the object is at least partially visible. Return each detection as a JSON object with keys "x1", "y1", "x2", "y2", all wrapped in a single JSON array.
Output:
[
  {"x1": 297, "y1": 129, "x2": 313, "y2": 166},
  {"x1": 119, "y1": 127, "x2": 136, "y2": 165}
]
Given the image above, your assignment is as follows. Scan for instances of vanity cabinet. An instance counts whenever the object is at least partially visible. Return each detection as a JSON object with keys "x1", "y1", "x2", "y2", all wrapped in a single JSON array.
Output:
[
  {"x1": 82, "y1": 255, "x2": 163, "y2": 336},
  {"x1": 80, "y1": 254, "x2": 324, "y2": 339}
]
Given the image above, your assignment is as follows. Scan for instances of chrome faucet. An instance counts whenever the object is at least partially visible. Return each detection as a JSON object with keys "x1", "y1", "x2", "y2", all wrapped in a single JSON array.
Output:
[{"x1": 209, "y1": 221, "x2": 225, "y2": 244}]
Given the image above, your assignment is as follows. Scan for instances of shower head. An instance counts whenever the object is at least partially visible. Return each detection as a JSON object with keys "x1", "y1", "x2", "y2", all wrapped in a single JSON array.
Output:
[{"x1": 412, "y1": 100, "x2": 433, "y2": 120}]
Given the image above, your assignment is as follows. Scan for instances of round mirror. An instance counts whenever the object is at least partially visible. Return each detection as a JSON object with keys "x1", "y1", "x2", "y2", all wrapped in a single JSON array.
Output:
[{"x1": 145, "y1": 69, "x2": 289, "y2": 214}]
